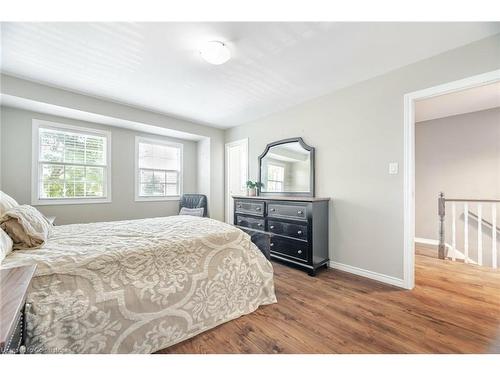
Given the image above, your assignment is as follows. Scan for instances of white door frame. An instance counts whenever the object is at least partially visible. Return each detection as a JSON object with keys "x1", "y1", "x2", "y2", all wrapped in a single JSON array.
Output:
[
  {"x1": 225, "y1": 138, "x2": 249, "y2": 224},
  {"x1": 403, "y1": 69, "x2": 500, "y2": 290}
]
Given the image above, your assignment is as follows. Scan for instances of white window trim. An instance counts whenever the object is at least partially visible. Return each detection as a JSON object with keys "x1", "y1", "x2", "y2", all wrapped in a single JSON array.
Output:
[
  {"x1": 135, "y1": 136, "x2": 183, "y2": 202},
  {"x1": 265, "y1": 161, "x2": 286, "y2": 192},
  {"x1": 266, "y1": 162, "x2": 285, "y2": 190},
  {"x1": 31, "y1": 119, "x2": 112, "y2": 206}
]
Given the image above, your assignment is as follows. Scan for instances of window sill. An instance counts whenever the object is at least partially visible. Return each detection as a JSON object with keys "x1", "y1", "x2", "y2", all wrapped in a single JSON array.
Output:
[
  {"x1": 135, "y1": 196, "x2": 181, "y2": 202},
  {"x1": 32, "y1": 197, "x2": 111, "y2": 206}
]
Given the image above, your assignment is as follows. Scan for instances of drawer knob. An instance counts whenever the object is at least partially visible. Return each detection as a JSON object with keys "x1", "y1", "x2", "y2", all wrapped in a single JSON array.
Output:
[
  {"x1": 269, "y1": 225, "x2": 275, "y2": 229},
  {"x1": 297, "y1": 210, "x2": 303, "y2": 215},
  {"x1": 270, "y1": 208, "x2": 276, "y2": 212},
  {"x1": 258, "y1": 223, "x2": 262, "y2": 227},
  {"x1": 256, "y1": 207, "x2": 261, "y2": 211},
  {"x1": 237, "y1": 204, "x2": 242, "y2": 208},
  {"x1": 270, "y1": 243, "x2": 274, "y2": 247},
  {"x1": 238, "y1": 220, "x2": 242, "y2": 223},
  {"x1": 298, "y1": 250, "x2": 302, "y2": 254},
  {"x1": 297, "y1": 230, "x2": 303, "y2": 235}
]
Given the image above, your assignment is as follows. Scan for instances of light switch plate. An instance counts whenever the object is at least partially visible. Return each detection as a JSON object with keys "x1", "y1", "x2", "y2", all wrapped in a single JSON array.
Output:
[{"x1": 389, "y1": 162, "x2": 399, "y2": 175}]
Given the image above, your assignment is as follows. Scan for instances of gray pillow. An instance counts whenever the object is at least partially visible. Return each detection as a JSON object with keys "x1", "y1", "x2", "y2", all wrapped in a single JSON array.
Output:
[{"x1": 179, "y1": 207, "x2": 204, "y2": 217}]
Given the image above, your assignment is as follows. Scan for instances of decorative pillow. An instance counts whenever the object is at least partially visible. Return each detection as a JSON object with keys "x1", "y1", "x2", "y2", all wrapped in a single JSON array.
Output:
[
  {"x1": 179, "y1": 207, "x2": 205, "y2": 217},
  {"x1": 0, "y1": 205, "x2": 52, "y2": 250},
  {"x1": 0, "y1": 191, "x2": 19, "y2": 216},
  {"x1": 0, "y1": 228, "x2": 14, "y2": 263}
]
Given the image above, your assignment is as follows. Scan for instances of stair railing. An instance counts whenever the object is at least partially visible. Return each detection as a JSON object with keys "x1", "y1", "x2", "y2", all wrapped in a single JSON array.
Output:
[
  {"x1": 468, "y1": 211, "x2": 500, "y2": 234},
  {"x1": 438, "y1": 192, "x2": 499, "y2": 268}
]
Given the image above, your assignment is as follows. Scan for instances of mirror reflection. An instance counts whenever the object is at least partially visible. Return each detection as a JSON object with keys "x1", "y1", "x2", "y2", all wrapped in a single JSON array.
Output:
[{"x1": 260, "y1": 141, "x2": 311, "y2": 193}]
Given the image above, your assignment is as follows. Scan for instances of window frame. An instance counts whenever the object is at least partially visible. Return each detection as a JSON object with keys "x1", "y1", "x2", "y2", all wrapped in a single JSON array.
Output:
[
  {"x1": 266, "y1": 163, "x2": 285, "y2": 192},
  {"x1": 31, "y1": 119, "x2": 112, "y2": 206},
  {"x1": 134, "y1": 136, "x2": 183, "y2": 202}
]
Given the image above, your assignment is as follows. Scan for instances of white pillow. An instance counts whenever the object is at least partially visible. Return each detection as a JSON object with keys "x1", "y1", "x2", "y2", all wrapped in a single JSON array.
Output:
[
  {"x1": 0, "y1": 191, "x2": 19, "y2": 216},
  {"x1": 179, "y1": 207, "x2": 205, "y2": 217},
  {"x1": 0, "y1": 227, "x2": 14, "y2": 263}
]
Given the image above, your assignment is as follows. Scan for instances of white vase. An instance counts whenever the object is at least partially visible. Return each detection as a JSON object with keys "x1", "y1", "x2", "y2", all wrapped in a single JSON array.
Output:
[{"x1": 248, "y1": 188, "x2": 257, "y2": 196}]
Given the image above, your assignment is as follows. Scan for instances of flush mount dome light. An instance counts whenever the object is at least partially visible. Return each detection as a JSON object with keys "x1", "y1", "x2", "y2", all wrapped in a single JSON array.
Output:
[{"x1": 199, "y1": 41, "x2": 231, "y2": 65}]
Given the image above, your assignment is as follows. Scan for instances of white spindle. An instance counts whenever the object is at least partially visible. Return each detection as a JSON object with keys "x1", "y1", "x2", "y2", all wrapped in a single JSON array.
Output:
[
  {"x1": 464, "y1": 203, "x2": 469, "y2": 264},
  {"x1": 451, "y1": 202, "x2": 456, "y2": 261},
  {"x1": 493, "y1": 203, "x2": 497, "y2": 269},
  {"x1": 477, "y1": 204, "x2": 483, "y2": 266}
]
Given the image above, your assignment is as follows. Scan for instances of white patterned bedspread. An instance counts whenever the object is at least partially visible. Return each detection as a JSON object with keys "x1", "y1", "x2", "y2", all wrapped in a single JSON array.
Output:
[{"x1": 0, "y1": 216, "x2": 276, "y2": 353}]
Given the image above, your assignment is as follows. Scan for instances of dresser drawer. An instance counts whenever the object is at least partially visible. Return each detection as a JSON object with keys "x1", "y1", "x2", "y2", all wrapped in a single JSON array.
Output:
[
  {"x1": 268, "y1": 203, "x2": 307, "y2": 221},
  {"x1": 234, "y1": 200, "x2": 265, "y2": 216},
  {"x1": 268, "y1": 220, "x2": 308, "y2": 241},
  {"x1": 239, "y1": 227, "x2": 270, "y2": 260},
  {"x1": 236, "y1": 215, "x2": 265, "y2": 230},
  {"x1": 270, "y1": 236, "x2": 309, "y2": 262}
]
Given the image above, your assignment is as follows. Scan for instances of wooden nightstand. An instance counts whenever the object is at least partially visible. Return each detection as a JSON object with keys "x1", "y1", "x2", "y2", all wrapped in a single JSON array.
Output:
[{"x1": 0, "y1": 265, "x2": 37, "y2": 354}]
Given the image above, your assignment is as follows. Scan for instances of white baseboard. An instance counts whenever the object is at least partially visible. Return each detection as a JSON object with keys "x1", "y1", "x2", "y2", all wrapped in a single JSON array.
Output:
[
  {"x1": 414, "y1": 237, "x2": 476, "y2": 264},
  {"x1": 415, "y1": 237, "x2": 439, "y2": 246},
  {"x1": 329, "y1": 261, "x2": 406, "y2": 289}
]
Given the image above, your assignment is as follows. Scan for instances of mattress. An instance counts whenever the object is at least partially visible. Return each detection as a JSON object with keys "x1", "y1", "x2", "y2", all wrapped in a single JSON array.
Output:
[{"x1": 0, "y1": 215, "x2": 276, "y2": 353}]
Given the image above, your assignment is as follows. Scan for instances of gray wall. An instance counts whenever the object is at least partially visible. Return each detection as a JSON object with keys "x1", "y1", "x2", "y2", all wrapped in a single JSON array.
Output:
[
  {"x1": 416, "y1": 107, "x2": 500, "y2": 239},
  {"x1": 0, "y1": 75, "x2": 226, "y2": 221},
  {"x1": 225, "y1": 34, "x2": 500, "y2": 280},
  {"x1": 197, "y1": 138, "x2": 211, "y2": 215},
  {"x1": 415, "y1": 107, "x2": 500, "y2": 266},
  {"x1": 0, "y1": 106, "x2": 198, "y2": 225}
]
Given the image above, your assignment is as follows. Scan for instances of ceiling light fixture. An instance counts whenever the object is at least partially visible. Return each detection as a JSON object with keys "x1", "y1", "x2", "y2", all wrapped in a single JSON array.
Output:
[{"x1": 199, "y1": 41, "x2": 231, "y2": 65}]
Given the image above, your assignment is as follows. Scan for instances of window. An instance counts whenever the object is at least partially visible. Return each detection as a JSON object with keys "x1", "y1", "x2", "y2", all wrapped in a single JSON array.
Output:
[
  {"x1": 32, "y1": 120, "x2": 111, "y2": 205},
  {"x1": 135, "y1": 137, "x2": 183, "y2": 201},
  {"x1": 267, "y1": 164, "x2": 285, "y2": 192}
]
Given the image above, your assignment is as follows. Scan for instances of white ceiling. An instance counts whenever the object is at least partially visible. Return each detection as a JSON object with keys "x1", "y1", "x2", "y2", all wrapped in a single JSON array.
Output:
[
  {"x1": 2, "y1": 22, "x2": 500, "y2": 128},
  {"x1": 415, "y1": 81, "x2": 500, "y2": 122}
]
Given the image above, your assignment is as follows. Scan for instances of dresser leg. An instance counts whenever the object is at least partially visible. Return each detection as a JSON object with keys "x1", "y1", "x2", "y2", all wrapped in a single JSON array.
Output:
[{"x1": 308, "y1": 269, "x2": 316, "y2": 277}]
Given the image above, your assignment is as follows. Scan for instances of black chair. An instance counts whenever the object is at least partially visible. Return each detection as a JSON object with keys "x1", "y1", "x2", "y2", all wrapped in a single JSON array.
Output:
[{"x1": 179, "y1": 194, "x2": 208, "y2": 217}]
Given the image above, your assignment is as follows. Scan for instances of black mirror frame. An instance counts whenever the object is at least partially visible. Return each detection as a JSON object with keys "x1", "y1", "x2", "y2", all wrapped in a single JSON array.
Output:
[{"x1": 258, "y1": 137, "x2": 315, "y2": 197}]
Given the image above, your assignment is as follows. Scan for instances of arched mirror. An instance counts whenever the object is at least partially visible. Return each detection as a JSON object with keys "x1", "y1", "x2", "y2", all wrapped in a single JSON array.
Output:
[{"x1": 258, "y1": 137, "x2": 315, "y2": 197}]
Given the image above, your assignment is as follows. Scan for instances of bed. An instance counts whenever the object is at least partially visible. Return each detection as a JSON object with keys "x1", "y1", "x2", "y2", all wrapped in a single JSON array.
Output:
[{"x1": 0, "y1": 215, "x2": 276, "y2": 353}]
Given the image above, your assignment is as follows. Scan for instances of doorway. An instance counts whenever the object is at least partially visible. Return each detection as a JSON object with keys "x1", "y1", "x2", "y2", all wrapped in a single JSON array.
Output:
[
  {"x1": 403, "y1": 69, "x2": 500, "y2": 289},
  {"x1": 225, "y1": 138, "x2": 248, "y2": 224}
]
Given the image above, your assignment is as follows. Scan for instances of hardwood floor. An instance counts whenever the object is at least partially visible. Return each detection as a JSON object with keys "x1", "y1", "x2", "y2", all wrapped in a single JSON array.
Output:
[{"x1": 157, "y1": 246, "x2": 500, "y2": 354}]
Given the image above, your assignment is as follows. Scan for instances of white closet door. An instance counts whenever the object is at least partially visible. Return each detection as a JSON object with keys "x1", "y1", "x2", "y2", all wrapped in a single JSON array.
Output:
[{"x1": 225, "y1": 139, "x2": 248, "y2": 224}]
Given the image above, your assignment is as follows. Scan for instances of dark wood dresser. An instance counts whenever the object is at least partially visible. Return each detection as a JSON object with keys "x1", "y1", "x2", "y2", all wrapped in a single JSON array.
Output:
[
  {"x1": 1, "y1": 265, "x2": 37, "y2": 354},
  {"x1": 233, "y1": 195, "x2": 330, "y2": 276}
]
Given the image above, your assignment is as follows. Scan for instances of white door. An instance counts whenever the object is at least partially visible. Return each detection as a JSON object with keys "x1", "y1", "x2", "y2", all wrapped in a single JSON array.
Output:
[{"x1": 225, "y1": 139, "x2": 248, "y2": 224}]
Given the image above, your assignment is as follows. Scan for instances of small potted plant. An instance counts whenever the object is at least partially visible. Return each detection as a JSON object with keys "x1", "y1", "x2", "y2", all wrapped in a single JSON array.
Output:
[{"x1": 246, "y1": 180, "x2": 264, "y2": 196}]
